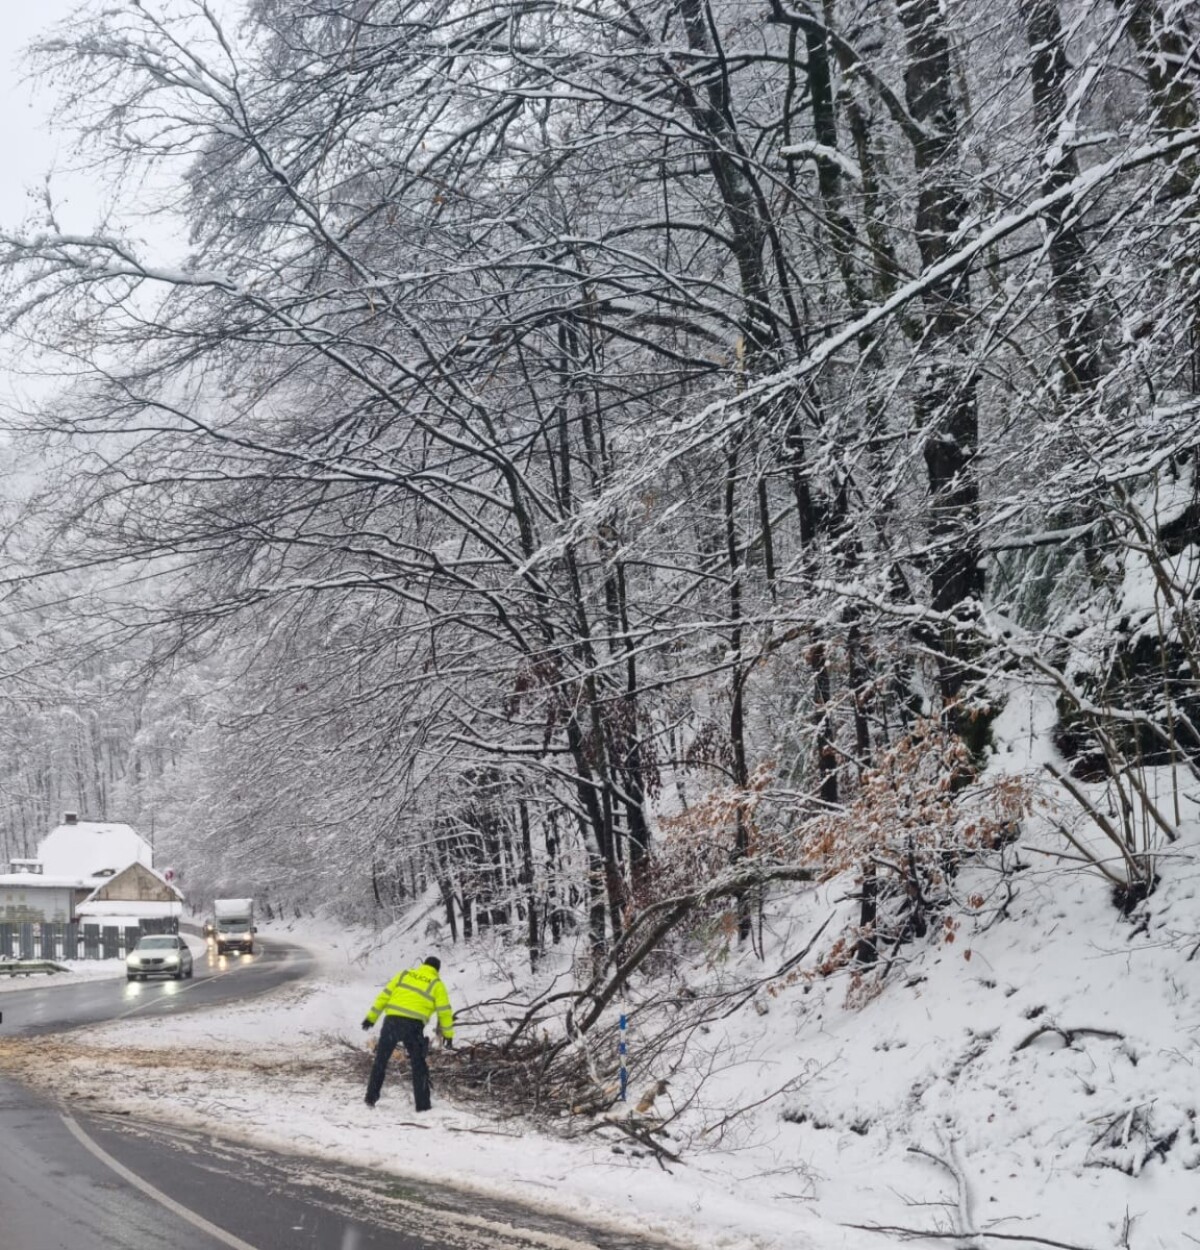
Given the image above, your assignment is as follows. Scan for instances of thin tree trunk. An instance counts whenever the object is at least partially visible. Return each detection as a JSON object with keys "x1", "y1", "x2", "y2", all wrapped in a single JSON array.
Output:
[
  {"x1": 724, "y1": 434, "x2": 753, "y2": 944},
  {"x1": 519, "y1": 799, "x2": 539, "y2": 970},
  {"x1": 855, "y1": 861, "x2": 879, "y2": 966}
]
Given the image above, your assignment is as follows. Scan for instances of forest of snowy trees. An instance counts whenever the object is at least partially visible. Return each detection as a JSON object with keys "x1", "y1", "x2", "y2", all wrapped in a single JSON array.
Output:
[{"x1": 0, "y1": 0, "x2": 1197, "y2": 976}]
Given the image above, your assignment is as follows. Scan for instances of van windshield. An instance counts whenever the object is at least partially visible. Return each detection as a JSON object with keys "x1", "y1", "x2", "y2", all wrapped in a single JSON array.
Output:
[{"x1": 220, "y1": 920, "x2": 250, "y2": 932}]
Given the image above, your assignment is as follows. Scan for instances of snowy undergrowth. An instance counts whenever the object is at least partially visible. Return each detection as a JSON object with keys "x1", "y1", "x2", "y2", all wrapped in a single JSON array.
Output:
[
  {"x1": 0, "y1": 913, "x2": 876, "y2": 1250},
  {"x1": 760, "y1": 689, "x2": 1200, "y2": 1250},
  {"x1": 781, "y1": 853, "x2": 1200, "y2": 1249},
  {"x1": 12, "y1": 831, "x2": 1196, "y2": 1250},
  {"x1": 7, "y1": 702, "x2": 1200, "y2": 1250},
  {"x1": 764, "y1": 689, "x2": 1200, "y2": 1250}
]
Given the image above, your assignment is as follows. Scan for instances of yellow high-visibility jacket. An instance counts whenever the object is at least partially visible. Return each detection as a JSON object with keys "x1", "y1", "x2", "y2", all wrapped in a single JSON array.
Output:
[{"x1": 366, "y1": 962, "x2": 454, "y2": 1039}]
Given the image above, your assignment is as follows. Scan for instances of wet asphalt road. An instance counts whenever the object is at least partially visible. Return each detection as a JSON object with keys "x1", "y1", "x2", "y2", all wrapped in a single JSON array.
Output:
[
  {"x1": 0, "y1": 934, "x2": 312, "y2": 1038},
  {"x1": 0, "y1": 1078, "x2": 669, "y2": 1250},
  {"x1": 0, "y1": 939, "x2": 678, "y2": 1250}
]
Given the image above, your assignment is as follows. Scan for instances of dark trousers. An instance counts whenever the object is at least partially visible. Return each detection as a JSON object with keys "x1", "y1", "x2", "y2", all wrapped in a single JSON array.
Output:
[{"x1": 366, "y1": 1015, "x2": 431, "y2": 1110}]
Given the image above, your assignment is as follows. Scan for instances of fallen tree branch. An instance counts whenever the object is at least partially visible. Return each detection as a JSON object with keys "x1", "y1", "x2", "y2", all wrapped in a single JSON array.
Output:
[
  {"x1": 907, "y1": 1135, "x2": 989, "y2": 1249},
  {"x1": 564, "y1": 864, "x2": 816, "y2": 1041},
  {"x1": 1043, "y1": 764, "x2": 1138, "y2": 885},
  {"x1": 444, "y1": 1125, "x2": 521, "y2": 1138},
  {"x1": 498, "y1": 987, "x2": 580, "y2": 1055},
  {"x1": 844, "y1": 1221, "x2": 1098, "y2": 1250},
  {"x1": 1091, "y1": 725, "x2": 1179, "y2": 844},
  {"x1": 700, "y1": 1074, "x2": 807, "y2": 1140},
  {"x1": 1013, "y1": 1025, "x2": 1124, "y2": 1053},
  {"x1": 586, "y1": 1116, "x2": 682, "y2": 1169},
  {"x1": 718, "y1": 913, "x2": 835, "y2": 1020}
]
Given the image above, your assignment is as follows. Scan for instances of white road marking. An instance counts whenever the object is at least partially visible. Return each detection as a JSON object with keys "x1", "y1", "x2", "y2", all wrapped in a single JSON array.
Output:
[
  {"x1": 110, "y1": 973, "x2": 219, "y2": 1020},
  {"x1": 110, "y1": 949, "x2": 282, "y2": 1021},
  {"x1": 61, "y1": 1112, "x2": 263, "y2": 1250}
]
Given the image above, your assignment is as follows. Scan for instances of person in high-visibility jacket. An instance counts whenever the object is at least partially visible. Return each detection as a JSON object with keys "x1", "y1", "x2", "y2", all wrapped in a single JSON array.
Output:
[{"x1": 361, "y1": 955, "x2": 454, "y2": 1110}]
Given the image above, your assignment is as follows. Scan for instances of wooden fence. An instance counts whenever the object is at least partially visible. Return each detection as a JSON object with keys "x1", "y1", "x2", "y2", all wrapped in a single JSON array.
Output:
[{"x1": 0, "y1": 917, "x2": 178, "y2": 962}]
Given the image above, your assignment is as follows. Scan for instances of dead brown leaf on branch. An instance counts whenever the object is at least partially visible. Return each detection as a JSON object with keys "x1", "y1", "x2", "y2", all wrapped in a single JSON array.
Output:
[{"x1": 793, "y1": 720, "x2": 1032, "y2": 985}]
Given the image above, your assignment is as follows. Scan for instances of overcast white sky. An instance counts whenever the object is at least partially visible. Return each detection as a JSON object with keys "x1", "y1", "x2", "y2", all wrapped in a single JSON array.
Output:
[
  {"x1": 0, "y1": 2, "x2": 97, "y2": 411},
  {"x1": 0, "y1": 0, "x2": 102, "y2": 235},
  {"x1": 0, "y1": 2, "x2": 200, "y2": 408},
  {"x1": 0, "y1": 0, "x2": 245, "y2": 413}
]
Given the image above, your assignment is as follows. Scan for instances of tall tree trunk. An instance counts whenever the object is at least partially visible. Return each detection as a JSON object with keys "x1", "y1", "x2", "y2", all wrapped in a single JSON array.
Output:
[
  {"x1": 1124, "y1": 0, "x2": 1199, "y2": 191},
  {"x1": 896, "y1": 0, "x2": 984, "y2": 728},
  {"x1": 1022, "y1": 0, "x2": 1104, "y2": 393},
  {"x1": 1122, "y1": 0, "x2": 1200, "y2": 388}
]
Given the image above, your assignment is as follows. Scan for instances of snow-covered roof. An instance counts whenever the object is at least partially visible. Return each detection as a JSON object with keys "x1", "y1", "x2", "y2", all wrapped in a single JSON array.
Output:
[
  {"x1": 0, "y1": 874, "x2": 88, "y2": 890},
  {"x1": 36, "y1": 821, "x2": 152, "y2": 881},
  {"x1": 75, "y1": 900, "x2": 183, "y2": 919}
]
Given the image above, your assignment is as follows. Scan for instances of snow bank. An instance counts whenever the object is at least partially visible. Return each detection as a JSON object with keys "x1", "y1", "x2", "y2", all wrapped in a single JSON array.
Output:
[
  {"x1": 12, "y1": 913, "x2": 874, "y2": 1250},
  {"x1": 0, "y1": 960, "x2": 128, "y2": 994},
  {"x1": 6, "y1": 740, "x2": 1199, "y2": 1249}
]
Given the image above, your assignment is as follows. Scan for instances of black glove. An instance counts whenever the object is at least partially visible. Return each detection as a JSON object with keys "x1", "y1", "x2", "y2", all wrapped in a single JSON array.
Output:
[
  {"x1": 442, "y1": 1036, "x2": 454, "y2": 1049},
  {"x1": 361, "y1": 1019, "x2": 373, "y2": 1031}
]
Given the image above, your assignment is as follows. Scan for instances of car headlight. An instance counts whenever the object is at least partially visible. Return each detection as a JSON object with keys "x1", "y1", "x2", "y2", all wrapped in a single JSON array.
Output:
[{"x1": 127, "y1": 956, "x2": 141, "y2": 966}]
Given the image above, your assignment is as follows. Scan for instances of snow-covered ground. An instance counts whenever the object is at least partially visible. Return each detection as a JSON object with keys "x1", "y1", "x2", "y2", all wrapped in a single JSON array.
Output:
[
  {"x1": 2, "y1": 702, "x2": 1198, "y2": 1249},
  {"x1": 792, "y1": 862, "x2": 1200, "y2": 1249},
  {"x1": 0, "y1": 959, "x2": 127, "y2": 994},
  {"x1": 5, "y1": 854, "x2": 1198, "y2": 1250}
]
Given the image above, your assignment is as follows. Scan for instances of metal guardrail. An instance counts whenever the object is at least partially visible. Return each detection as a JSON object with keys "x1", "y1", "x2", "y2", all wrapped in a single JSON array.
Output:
[{"x1": 0, "y1": 960, "x2": 69, "y2": 977}]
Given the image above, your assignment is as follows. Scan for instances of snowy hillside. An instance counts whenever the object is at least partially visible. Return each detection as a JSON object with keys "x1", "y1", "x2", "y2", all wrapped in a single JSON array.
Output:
[
  {"x1": 6, "y1": 757, "x2": 1198, "y2": 1250},
  {"x1": 1, "y1": 3, "x2": 1200, "y2": 1248}
]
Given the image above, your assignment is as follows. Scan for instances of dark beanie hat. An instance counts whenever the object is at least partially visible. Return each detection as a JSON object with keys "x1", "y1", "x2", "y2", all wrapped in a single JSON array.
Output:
[{"x1": 424, "y1": 955, "x2": 442, "y2": 971}]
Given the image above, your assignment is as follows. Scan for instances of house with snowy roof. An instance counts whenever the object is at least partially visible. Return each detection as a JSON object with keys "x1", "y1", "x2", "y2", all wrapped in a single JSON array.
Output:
[
  {"x1": 76, "y1": 861, "x2": 183, "y2": 929},
  {"x1": 0, "y1": 812, "x2": 179, "y2": 925}
]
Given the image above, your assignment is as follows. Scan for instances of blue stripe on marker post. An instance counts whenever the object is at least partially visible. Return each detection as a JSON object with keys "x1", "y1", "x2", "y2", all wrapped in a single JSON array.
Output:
[{"x1": 619, "y1": 1013, "x2": 628, "y2": 1102}]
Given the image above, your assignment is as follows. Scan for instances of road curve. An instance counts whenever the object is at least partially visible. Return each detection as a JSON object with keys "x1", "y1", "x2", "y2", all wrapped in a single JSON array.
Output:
[
  {"x1": 0, "y1": 937, "x2": 679, "y2": 1250},
  {"x1": 0, "y1": 1076, "x2": 669, "y2": 1250},
  {"x1": 0, "y1": 1077, "x2": 229, "y2": 1250},
  {"x1": 0, "y1": 934, "x2": 312, "y2": 1037}
]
